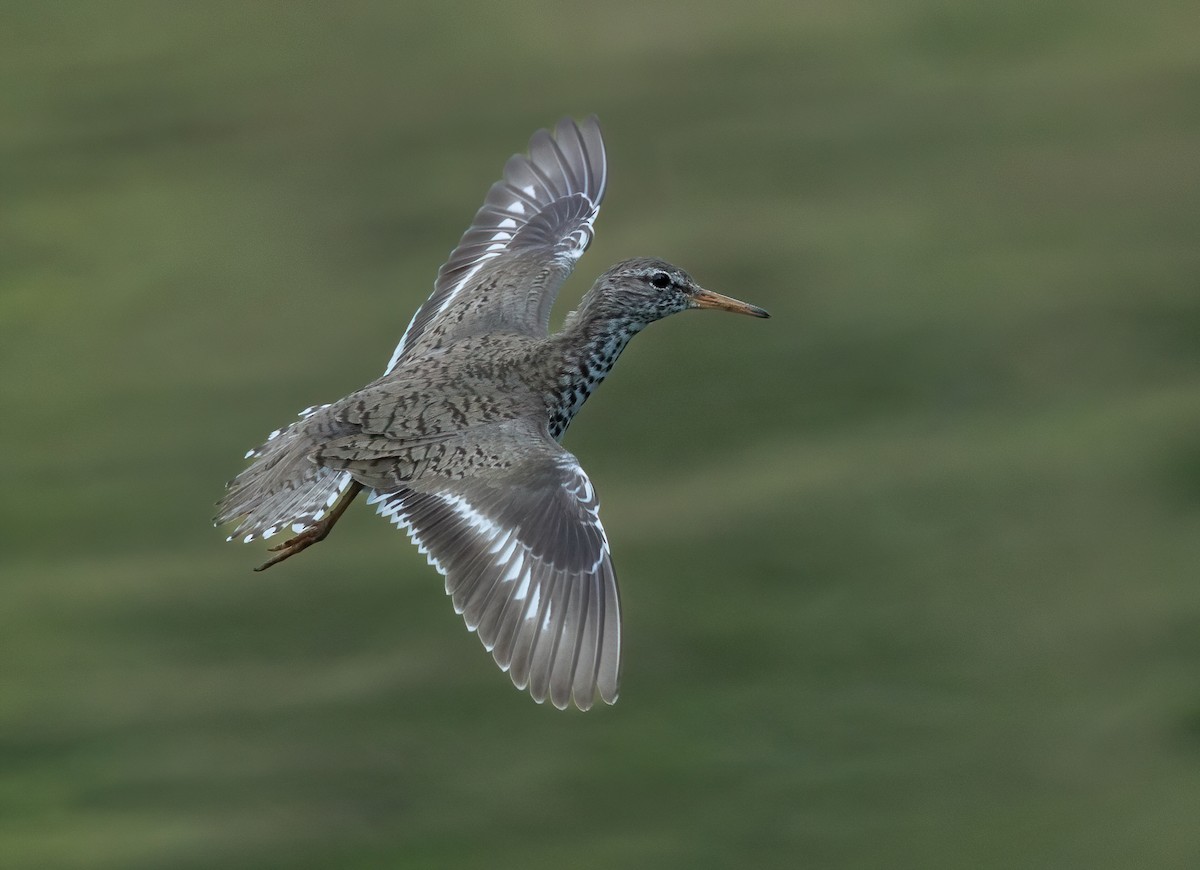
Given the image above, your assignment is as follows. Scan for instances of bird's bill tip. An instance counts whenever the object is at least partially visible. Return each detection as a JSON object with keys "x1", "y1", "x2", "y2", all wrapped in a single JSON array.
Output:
[{"x1": 690, "y1": 287, "x2": 770, "y2": 318}]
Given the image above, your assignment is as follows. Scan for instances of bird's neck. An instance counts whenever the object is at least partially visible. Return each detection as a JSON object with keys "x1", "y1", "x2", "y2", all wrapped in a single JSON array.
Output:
[{"x1": 545, "y1": 301, "x2": 644, "y2": 441}]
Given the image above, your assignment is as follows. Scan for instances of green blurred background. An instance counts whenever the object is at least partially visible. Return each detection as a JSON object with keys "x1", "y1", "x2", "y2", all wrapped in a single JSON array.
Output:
[{"x1": 4, "y1": 1, "x2": 1199, "y2": 867}]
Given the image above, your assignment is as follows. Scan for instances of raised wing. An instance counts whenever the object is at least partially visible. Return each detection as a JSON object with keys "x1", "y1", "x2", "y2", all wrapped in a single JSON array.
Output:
[
  {"x1": 384, "y1": 116, "x2": 607, "y2": 372},
  {"x1": 317, "y1": 422, "x2": 622, "y2": 711}
]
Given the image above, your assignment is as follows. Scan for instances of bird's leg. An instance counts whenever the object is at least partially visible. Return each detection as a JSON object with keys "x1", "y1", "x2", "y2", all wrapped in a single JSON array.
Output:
[{"x1": 255, "y1": 480, "x2": 364, "y2": 572}]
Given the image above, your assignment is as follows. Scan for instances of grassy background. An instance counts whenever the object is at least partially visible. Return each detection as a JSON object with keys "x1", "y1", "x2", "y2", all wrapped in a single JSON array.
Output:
[{"x1": 4, "y1": 1, "x2": 1200, "y2": 867}]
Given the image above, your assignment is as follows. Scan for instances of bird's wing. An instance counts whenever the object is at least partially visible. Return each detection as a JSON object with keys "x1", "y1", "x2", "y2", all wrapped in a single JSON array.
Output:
[
  {"x1": 384, "y1": 116, "x2": 607, "y2": 372},
  {"x1": 316, "y1": 421, "x2": 621, "y2": 711}
]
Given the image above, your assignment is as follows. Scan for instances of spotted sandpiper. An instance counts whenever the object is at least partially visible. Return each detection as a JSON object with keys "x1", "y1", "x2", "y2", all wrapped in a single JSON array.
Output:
[{"x1": 216, "y1": 116, "x2": 769, "y2": 710}]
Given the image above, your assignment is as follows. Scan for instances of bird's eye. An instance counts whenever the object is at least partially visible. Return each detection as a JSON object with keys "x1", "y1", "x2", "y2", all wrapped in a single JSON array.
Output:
[{"x1": 649, "y1": 271, "x2": 672, "y2": 289}]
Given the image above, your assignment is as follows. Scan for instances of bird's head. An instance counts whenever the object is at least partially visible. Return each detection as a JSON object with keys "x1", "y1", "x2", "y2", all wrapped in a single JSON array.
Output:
[{"x1": 593, "y1": 257, "x2": 769, "y2": 328}]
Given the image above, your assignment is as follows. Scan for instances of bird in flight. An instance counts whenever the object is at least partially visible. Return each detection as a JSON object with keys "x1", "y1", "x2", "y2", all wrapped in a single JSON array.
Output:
[{"x1": 216, "y1": 116, "x2": 769, "y2": 710}]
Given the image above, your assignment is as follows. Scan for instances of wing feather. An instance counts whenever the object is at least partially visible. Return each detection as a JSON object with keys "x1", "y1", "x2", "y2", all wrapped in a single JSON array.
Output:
[
  {"x1": 384, "y1": 116, "x2": 607, "y2": 373},
  {"x1": 369, "y1": 448, "x2": 620, "y2": 711}
]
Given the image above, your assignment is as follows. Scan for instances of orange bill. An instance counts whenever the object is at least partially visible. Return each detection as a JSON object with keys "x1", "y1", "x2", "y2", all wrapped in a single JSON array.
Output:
[{"x1": 690, "y1": 287, "x2": 770, "y2": 318}]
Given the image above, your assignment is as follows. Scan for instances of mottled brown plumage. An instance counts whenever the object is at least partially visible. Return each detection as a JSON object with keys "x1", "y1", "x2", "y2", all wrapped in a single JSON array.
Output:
[{"x1": 216, "y1": 117, "x2": 767, "y2": 710}]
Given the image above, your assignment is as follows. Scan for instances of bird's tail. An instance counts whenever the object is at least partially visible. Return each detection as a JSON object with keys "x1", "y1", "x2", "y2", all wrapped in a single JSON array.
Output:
[{"x1": 215, "y1": 405, "x2": 354, "y2": 543}]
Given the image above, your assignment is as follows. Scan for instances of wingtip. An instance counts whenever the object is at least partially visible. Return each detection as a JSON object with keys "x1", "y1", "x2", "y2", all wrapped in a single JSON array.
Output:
[{"x1": 553, "y1": 113, "x2": 600, "y2": 128}]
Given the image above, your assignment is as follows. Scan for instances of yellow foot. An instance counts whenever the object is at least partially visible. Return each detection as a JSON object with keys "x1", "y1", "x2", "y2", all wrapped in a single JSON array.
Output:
[
  {"x1": 251, "y1": 481, "x2": 363, "y2": 572},
  {"x1": 254, "y1": 524, "x2": 329, "y2": 571}
]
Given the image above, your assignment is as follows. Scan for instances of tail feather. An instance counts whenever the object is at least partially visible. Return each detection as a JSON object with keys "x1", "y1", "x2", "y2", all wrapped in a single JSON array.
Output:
[{"x1": 215, "y1": 405, "x2": 354, "y2": 542}]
